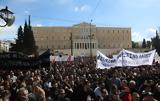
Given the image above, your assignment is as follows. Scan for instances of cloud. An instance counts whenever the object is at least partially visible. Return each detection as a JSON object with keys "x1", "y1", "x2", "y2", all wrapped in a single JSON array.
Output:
[
  {"x1": 132, "y1": 32, "x2": 143, "y2": 42},
  {"x1": 147, "y1": 28, "x2": 156, "y2": 34},
  {"x1": 0, "y1": 25, "x2": 18, "y2": 40},
  {"x1": 74, "y1": 5, "x2": 90, "y2": 12},
  {"x1": 35, "y1": 24, "x2": 43, "y2": 27},
  {"x1": 24, "y1": 11, "x2": 29, "y2": 14},
  {"x1": 24, "y1": 11, "x2": 30, "y2": 15},
  {"x1": 144, "y1": 27, "x2": 157, "y2": 40},
  {"x1": 132, "y1": 28, "x2": 157, "y2": 42},
  {"x1": 74, "y1": 7, "x2": 79, "y2": 12}
]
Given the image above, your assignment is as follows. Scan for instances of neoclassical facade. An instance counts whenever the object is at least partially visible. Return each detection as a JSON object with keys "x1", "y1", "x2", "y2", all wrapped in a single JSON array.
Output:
[{"x1": 32, "y1": 22, "x2": 132, "y2": 56}]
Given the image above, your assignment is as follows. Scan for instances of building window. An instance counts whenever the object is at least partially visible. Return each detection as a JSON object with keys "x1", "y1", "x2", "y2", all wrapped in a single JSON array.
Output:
[
  {"x1": 52, "y1": 36, "x2": 54, "y2": 39},
  {"x1": 83, "y1": 43, "x2": 85, "y2": 49},
  {"x1": 88, "y1": 43, "x2": 90, "y2": 48},
  {"x1": 85, "y1": 43, "x2": 87, "y2": 49},
  {"x1": 64, "y1": 45, "x2": 65, "y2": 48},
  {"x1": 80, "y1": 43, "x2": 82, "y2": 49},
  {"x1": 64, "y1": 36, "x2": 65, "y2": 40},
  {"x1": 52, "y1": 45, "x2": 54, "y2": 48},
  {"x1": 92, "y1": 43, "x2": 94, "y2": 49},
  {"x1": 77, "y1": 43, "x2": 79, "y2": 49},
  {"x1": 74, "y1": 43, "x2": 76, "y2": 49}
]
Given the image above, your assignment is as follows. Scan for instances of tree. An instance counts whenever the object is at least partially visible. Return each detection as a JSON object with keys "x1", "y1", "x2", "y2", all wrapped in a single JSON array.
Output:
[
  {"x1": 132, "y1": 41, "x2": 136, "y2": 48},
  {"x1": 142, "y1": 38, "x2": 146, "y2": 48},
  {"x1": 146, "y1": 41, "x2": 151, "y2": 48},
  {"x1": 23, "y1": 16, "x2": 37, "y2": 55},
  {"x1": 27, "y1": 23, "x2": 37, "y2": 55},
  {"x1": 10, "y1": 16, "x2": 37, "y2": 55},
  {"x1": 16, "y1": 26, "x2": 24, "y2": 51},
  {"x1": 10, "y1": 26, "x2": 24, "y2": 52},
  {"x1": 151, "y1": 30, "x2": 160, "y2": 55},
  {"x1": 23, "y1": 20, "x2": 30, "y2": 54},
  {"x1": 132, "y1": 41, "x2": 140, "y2": 48}
]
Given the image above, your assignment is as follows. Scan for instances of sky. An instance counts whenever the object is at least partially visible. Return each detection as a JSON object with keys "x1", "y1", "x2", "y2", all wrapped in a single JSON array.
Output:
[{"x1": 0, "y1": 0, "x2": 160, "y2": 42}]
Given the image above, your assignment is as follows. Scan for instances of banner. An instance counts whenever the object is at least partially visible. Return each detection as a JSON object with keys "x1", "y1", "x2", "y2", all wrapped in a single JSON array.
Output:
[
  {"x1": 121, "y1": 49, "x2": 156, "y2": 66},
  {"x1": 154, "y1": 52, "x2": 160, "y2": 63},
  {"x1": 96, "y1": 49, "x2": 156, "y2": 69},
  {"x1": 96, "y1": 51, "x2": 117, "y2": 69},
  {"x1": 115, "y1": 50, "x2": 123, "y2": 67},
  {"x1": 50, "y1": 55, "x2": 74, "y2": 62}
]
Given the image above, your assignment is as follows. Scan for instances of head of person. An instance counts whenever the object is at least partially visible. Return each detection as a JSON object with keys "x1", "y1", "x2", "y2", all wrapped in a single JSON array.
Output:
[
  {"x1": 53, "y1": 82, "x2": 58, "y2": 88},
  {"x1": 1, "y1": 90, "x2": 10, "y2": 101},
  {"x1": 112, "y1": 84, "x2": 118, "y2": 95},
  {"x1": 143, "y1": 92, "x2": 156, "y2": 101},
  {"x1": 101, "y1": 88, "x2": 108, "y2": 98},
  {"x1": 10, "y1": 72, "x2": 14, "y2": 77},
  {"x1": 59, "y1": 89, "x2": 65, "y2": 98},
  {"x1": 87, "y1": 95, "x2": 92, "y2": 101},
  {"x1": 132, "y1": 92, "x2": 140, "y2": 101},
  {"x1": 19, "y1": 88, "x2": 29, "y2": 101},
  {"x1": 156, "y1": 85, "x2": 160, "y2": 92},
  {"x1": 121, "y1": 79, "x2": 128, "y2": 87},
  {"x1": 129, "y1": 80, "x2": 136, "y2": 88}
]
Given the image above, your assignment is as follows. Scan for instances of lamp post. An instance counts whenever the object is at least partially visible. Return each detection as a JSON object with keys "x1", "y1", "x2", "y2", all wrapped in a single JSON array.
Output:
[
  {"x1": 0, "y1": 6, "x2": 15, "y2": 27},
  {"x1": 89, "y1": 20, "x2": 93, "y2": 57},
  {"x1": 70, "y1": 32, "x2": 73, "y2": 55}
]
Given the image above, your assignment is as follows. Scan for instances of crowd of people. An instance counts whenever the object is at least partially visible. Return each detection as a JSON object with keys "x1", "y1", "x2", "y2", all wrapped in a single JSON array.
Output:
[{"x1": 0, "y1": 58, "x2": 159, "y2": 101}]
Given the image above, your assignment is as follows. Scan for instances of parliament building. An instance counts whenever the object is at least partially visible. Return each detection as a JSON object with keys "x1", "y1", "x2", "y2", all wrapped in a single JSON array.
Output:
[{"x1": 32, "y1": 22, "x2": 132, "y2": 56}]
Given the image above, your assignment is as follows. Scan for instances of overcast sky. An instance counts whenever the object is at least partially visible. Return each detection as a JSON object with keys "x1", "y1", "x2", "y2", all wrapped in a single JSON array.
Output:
[{"x1": 0, "y1": 0, "x2": 160, "y2": 41}]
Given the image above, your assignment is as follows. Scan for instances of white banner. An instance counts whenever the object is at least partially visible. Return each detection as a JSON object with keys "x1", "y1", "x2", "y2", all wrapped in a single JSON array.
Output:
[
  {"x1": 50, "y1": 55, "x2": 74, "y2": 62},
  {"x1": 96, "y1": 49, "x2": 156, "y2": 69},
  {"x1": 154, "y1": 52, "x2": 160, "y2": 63},
  {"x1": 115, "y1": 50, "x2": 124, "y2": 67},
  {"x1": 121, "y1": 49, "x2": 156, "y2": 66},
  {"x1": 96, "y1": 51, "x2": 117, "y2": 69}
]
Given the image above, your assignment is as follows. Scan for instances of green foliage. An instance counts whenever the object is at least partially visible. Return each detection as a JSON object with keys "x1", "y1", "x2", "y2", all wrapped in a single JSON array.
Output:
[
  {"x1": 146, "y1": 41, "x2": 151, "y2": 48},
  {"x1": 132, "y1": 41, "x2": 136, "y2": 48},
  {"x1": 142, "y1": 38, "x2": 146, "y2": 48},
  {"x1": 132, "y1": 41, "x2": 140, "y2": 48},
  {"x1": 10, "y1": 18, "x2": 37, "y2": 55},
  {"x1": 151, "y1": 30, "x2": 160, "y2": 55}
]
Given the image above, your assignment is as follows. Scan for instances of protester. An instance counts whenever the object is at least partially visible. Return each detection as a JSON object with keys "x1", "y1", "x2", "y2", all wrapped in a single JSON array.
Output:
[
  {"x1": 132, "y1": 92, "x2": 140, "y2": 101},
  {"x1": 0, "y1": 56, "x2": 159, "y2": 101}
]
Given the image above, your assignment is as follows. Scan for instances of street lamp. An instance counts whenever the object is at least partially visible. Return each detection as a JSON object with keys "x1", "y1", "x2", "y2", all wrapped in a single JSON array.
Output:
[
  {"x1": 0, "y1": 6, "x2": 15, "y2": 27},
  {"x1": 88, "y1": 20, "x2": 94, "y2": 57},
  {"x1": 70, "y1": 32, "x2": 73, "y2": 55}
]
